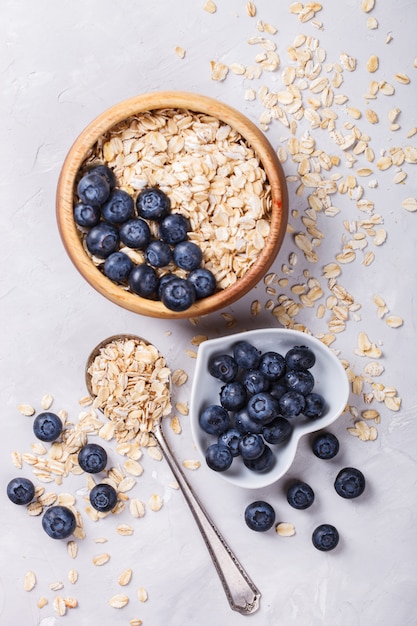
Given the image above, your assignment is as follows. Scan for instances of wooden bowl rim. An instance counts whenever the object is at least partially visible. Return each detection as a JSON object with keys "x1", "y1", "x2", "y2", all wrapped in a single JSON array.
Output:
[{"x1": 56, "y1": 91, "x2": 288, "y2": 318}]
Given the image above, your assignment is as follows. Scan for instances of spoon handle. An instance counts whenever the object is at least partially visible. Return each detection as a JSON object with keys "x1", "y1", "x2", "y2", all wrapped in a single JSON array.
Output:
[{"x1": 152, "y1": 423, "x2": 261, "y2": 615}]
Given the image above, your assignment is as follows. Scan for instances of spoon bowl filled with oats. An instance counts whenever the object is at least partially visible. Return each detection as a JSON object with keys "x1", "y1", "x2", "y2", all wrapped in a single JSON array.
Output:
[
  {"x1": 85, "y1": 334, "x2": 261, "y2": 615},
  {"x1": 57, "y1": 91, "x2": 288, "y2": 318}
]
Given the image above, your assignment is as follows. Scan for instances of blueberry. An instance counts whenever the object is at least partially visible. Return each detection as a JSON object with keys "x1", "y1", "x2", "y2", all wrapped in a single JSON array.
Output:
[
  {"x1": 199, "y1": 404, "x2": 230, "y2": 436},
  {"x1": 7, "y1": 477, "x2": 35, "y2": 505},
  {"x1": 287, "y1": 481, "x2": 315, "y2": 509},
  {"x1": 160, "y1": 277, "x2": 196, "y2": 311},
  {"x1": 244, "y1": 501, "x2": 275, "y2": 532},
  {"x1": 232, "y1": 341, "x2": 261, "y2": 370},
  {"x1": 42, "y1": 505, "x2": 76, "y2": 539},
  {"x1": 312, "y1": 432, "x2": 339, "y2": 459},
  {"x1": 219, "y1": 381, "x2": 247, "y2": 411},
  {"x1": 284, "y1": 369, "x2": 315, "y2": 396},
  {"x1": 238, "y1": 433, "x2": 265, "y2": 460},
  {"x1": 208, "y1": 354, "x2": 238, "y2": 383},
  {"x1": 78, "y1": 443, "x2": 108, "y2": 473},
  {"x1": 187, "y1": 268, "x2": 217, "y2": 299},
  {"x1": 243, "y1": 445, "x2": 275, "y2": 473},
  {"x1": 232, "y1": 407, "x2": 264, "y2": 435},
  {"x1": 119, "y1": 218, "x2": 151, "y2": 249},
  {"x1": 205, "y1": 443, "x2": 233, "y2": 472},
  {"x1": 303, "y1": 392, "x2": 325, "y2": 419},
  {"x1": 259, "y1": 351, "x2": 286, "y2": 381},
  {"x1": 145, "y1": 240, "x2": 173, "y2": 268},
  {"x1": 103, "y1": 251, "x2": 133, "y2": 283},
  {"x1": 89, "y1": 483, "x2": 118, "y2": 512},
  {"x1": 73, "y1": 202, "x2": 101, "y2": 228},
  {"x1": 279, "y1": 391, "x2": 306, "y2": 418},
  {"x1": 218, "y1": 428, "x2": 242, "y2": 457},
  {"x1": 262, "y1": 417, "x2": 292, "y2": 445},
  {"x1": 159, "y1": 213, "x2": 190, "y2": 244},
  {"x1": 269, "y1": 379, "x2": 287, "y2": 400},
  {"x1": 86, "y1": 222, "x2": 119, "y2": 259},
  {"x1": 334, "y1": 467, "x2": 365, "y2": 499},
  {"x1": 101, "y1": 189, "x2": 134, "y2": 224},
  {"x1": 157, "y1": 273, "x2": 177, "y2": 299},
  {"x1": 89, "y1": 164, "x2": 116, "y2": 190},
  {"x1": 241, "y1": 369, "x2": 270, "y2": 395},
  {"x1": 136, "y1": 187, "x2": 170, "y2": 221},
  {"x1": 33, "y1": 412, "x2": 63, "y2": 442},
  {"x1": 312, "y1": 524, "x2": 339, "y2": 551},
  {"x1": 247, "y1": 392, "x2": 280, "y2": 425},
  {"x1": 128, "y1": 264, "x2": 159, "y2": 298},
  {"x1": 285, "y1": 345, "x2": 316, "y2": 370},
  {"x1": 172, "y1": 241, "x2": 203, "y2": 271},
  {"x1": 77, "y1": 171, "x2": 110, "y2": 206}
]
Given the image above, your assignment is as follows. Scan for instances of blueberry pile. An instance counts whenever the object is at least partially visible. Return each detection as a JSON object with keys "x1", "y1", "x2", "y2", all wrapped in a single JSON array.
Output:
[
  {"x1": 7, "y1": 412, "x2": 117, "y2": 540},
  {"x1": 243, "y1": 435, "x2": 366, "y2": 551},
  {"x1": 74, "y1": 164, "x2": 217, "y2": 311},
  {"x1": 199, "y1": 341, "x2": 326, "y2": 474}
]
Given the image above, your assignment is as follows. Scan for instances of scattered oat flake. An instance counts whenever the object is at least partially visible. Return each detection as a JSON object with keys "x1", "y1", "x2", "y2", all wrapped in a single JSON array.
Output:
[
  {"x1": 49, "y1": 581, "x2": 64, "y2": 591},
  {"x1": 24, "y1": 570, "x2": 36, "y2": 591},
  {"x1": 276, "y1": 522, "x2": 296, "y2": 537},
  {"x1": 118, "y1": 568, "x2": 133, "y2": 587},
  {"x1": 64, "y1": 597, "x2": 78, "y2": 609},
  {"x1": 93, "y1": 553, "x2": 111, "y2": 566},
  {"x1": 175, "y1": 46, "x2": 186, "y2": 59},
  {"x1": 68, "y1": 569, "x2": 78, "y2": 584},
  {"x1": 210, "y1": 60, "x2": 228, "y2": 81},
  {"x1": 117, "y1": 524, "x2": 134, "y2": 536},
  {"x1": 137, "y1": 587, "x2": 148, "y2": 603},
  {"x1": 172, "y1": 369, "x2": 188, "y2": 386},
  {"x1": 361, "y1": 0, "x2": 375, "y2": 11},
  {"x1": 149, "y1": 494, "x2": 163, "y2": 511},
  {"x1": 182, "y1": 459, "x2": 201, "y2": 470},
  {"x1": 38, "y1": 597, "x2": 48, "y2": 609},
  {"x1": 171, "y1": 415, "x2": 182, "y2": 434},
  {"x1": 129, "y1": 498, "x2": 146, "y2": 518},
  {"x1": 67, "y1": 540, "x2": 78, "y2": 559},
  {"x1": 402, "y1": 197, "x2": 417, "y2": 212},
  {"x1": 53, "y1": 596, "x2": 67, "y2": 616},
  {"x1": 147, "y1": 446, "x2": 163, "y2": 461},
  {"x1": 246, "y1": 1, "x2": 256, "y2": 16},
  {"x1": 130, "y1": 620, "x2": 143, "y2": 626},
  {"x1": 41, "y1": 393, "x2": 54, "y2": 410},
  {"x1": 18, "y1": 403, "x2": 35, "y2": 416},
  {"x1": 109, "y1": 594, "x2": 129, "y2": 608},
  {"x1": 386, "y1": 315, "x2": 403, "y2": 328},
  {"x1": 176, "y1": 401, "x2": 189, "y2": 416}
]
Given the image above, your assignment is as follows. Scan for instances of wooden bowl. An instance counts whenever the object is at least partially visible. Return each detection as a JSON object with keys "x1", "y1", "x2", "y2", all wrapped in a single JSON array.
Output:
[{"x1": 56, "y1": 91, "x2": 288, "y2": 318}]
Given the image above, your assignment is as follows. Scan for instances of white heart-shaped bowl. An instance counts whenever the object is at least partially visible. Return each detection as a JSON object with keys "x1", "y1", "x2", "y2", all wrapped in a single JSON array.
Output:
[{"x1": 189, "y1": 328, "x2": 349, "y2": 489}]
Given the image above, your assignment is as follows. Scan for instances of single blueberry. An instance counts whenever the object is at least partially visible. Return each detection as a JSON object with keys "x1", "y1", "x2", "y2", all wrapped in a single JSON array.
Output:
[
  {"x1": 218, "y1": 428, "x2": 242, "y2": 457},
  {"x1": 172, "y1": 241, "x2": 203, "y2": 271},
  {"x1": 219, "y1": 381, "x2": 247, "y2": 411},
  {"x1": 86, "y1": 222, "x2": 119, "y2": 259},
  {"x1": 208, "y1": 354, "x2": 238, "y2": 383},
  {"x1": 7, "y1": 477, "x2": 35, "y2": 505},
  {"x1": 232, "y1": 341, "x2": 261, "y2": 370},
  {"x1": 312, "y1": 432, "x2": 339, "y2": 459},
  {"x1": 90, "y1": 483, "x2": 118, "y2": 512},
  {"x1": 262, "y1": 417, "x2": 292, "y2": 445},
  {"x1": 247, "y1": 392, "x2": 280, "y2": 424},
  {"x1": 285, "y1": 345, "x2": 316, "y2": 370},
  {"x1": 232, "y1": 407, "x2": 263, "y2": 435},
  {"x1": 284, "y1": 369, "x2": 315, "y2": 396},
  {"x1": 145, "y1": 240, "x2": 173, "y2": 268},
  {"x1": 187, "y1": 268, "x2": 217, "y2": 299},
  {"x1": 243, "y1": 445, "x2": 275, "y2": 473},
  {"x1": 77, "y1": 171, "x2": 110, "y2": 206},
  {"x1": 78, "y1": 443, "x2": 108, "y2": 473},
  {"x1": 33, "y1": 412, "x2": 63, "y2": 442},
  {"x1": 269, "y1": 379, "x2": 288, "y2": 400},
  {"x1": 159, "y1": 213, "x2": 190, "y2": 244},
  {"x1": 287, "y1": 481, "x2": 315, "y2": 509},
  {"x1": 136, "y1": 187, "x2": 171, "y2": 221},
  {"x1": 157, "y1": 273, "x2": 177, "y2": 299},
  {"x1": 73, "y1": 202, "x2": 101, "y2": 228},
  {"x1": 103, "y1": 251, "x2": 133, "y2": 283},
  {"x1": 241, "y1": 369, "x2": 270, "y2": 395},
  {"x1": 259, "y1": 351, "x2": 286, "y2": 381},
  {"x1": 238, "y1": 433, "x2": 265, "y2": 460},
  {"x1": 42, "y1": 505, "x2": 76, "y2": 540},
  {"x1": 303, "y1": 392, "x2": 326, "y2": 419},
  {"x1": 128, "y1": 264, "x2": 159, "y2": 298},
  {"x1": 334, "y1": 467, "x2": 365, "y2": 499},
  {"x1": 244, "y1": 500, "x2": 275, "y2": 532},
  {"x1": 279, "y1": 390, "x2": 306, "y2": 418},
  {"x1": 101, "y1": 189, "x2": 134, "y2": 224},
  {"x1": 205, "y1": 443, "x2": 233, "y2": 472},
  {"x1": 89, "y1": 164, "x2": 116, "y2": 190},
  {"x1": 199, "y1": 404, "x2": 230, "y2": 436},
  {"x1": 312, "y1": 524, "x2": 339, "y2": 551},
  {"x1": 160, "y1": 277, "x2": 196, "y2": 311},
  {"x1": 119, "y1": 218, "x2": 151, "y2": 249}
]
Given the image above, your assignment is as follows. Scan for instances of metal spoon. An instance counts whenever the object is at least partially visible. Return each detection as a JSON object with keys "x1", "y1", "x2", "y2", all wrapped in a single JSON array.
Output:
[{"x1": 85, "y1": 334, "x2": 261, "y2": 616}]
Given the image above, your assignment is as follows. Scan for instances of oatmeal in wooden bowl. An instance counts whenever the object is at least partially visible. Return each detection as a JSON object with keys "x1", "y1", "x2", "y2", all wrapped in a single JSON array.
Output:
[{"x1": 56, "y1": 91, "x2": 288, "y2": 318}]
